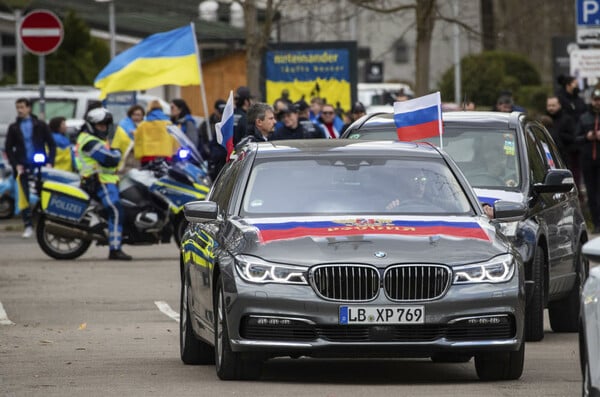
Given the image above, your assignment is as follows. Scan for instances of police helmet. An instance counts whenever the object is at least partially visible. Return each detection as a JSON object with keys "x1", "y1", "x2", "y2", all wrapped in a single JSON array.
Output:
[{"x1": 85, "y1": 107, "x2": 113, "y2": 139}]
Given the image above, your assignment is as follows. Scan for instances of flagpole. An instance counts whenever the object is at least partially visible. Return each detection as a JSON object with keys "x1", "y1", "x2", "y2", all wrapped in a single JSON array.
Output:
[{"x1": 190, "y1": 22, "x2": 212, "y2": 141}]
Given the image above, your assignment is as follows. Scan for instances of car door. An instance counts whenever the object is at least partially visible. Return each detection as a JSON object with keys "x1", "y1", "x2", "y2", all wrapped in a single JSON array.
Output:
[
  {"x1": 188, "y1": 158, "x2": 246, "y2": 332},
  {"x1": 529, "y1": 123, "x2": 575, "y2": 289}
]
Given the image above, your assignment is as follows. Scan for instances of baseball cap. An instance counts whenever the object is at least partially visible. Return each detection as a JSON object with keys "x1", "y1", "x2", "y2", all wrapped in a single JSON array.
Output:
[
  {"x1": 351, "y1": 101, "x2": 366, "y2": 113},
  {"x1": 235, "y1": 86, "x2": 254, "y2": 100},
  {"x1": 214, "y1": 99, "x2": 226, "y2": 112},
  {"x1": 282, "y1": 104, "x2": 298, "y2": 114}
]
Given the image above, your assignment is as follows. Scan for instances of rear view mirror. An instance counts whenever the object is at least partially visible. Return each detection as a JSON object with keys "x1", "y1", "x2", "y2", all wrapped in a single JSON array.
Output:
[
  {"x1": 533, "y1": 169, "x2": 574, "y2": 194},
  {"x1": 184, "y1": 200, "x2": 219, "y2": 223},
  {"x1": 494, "y1": 200, "x2": 526, "y2": 221}
]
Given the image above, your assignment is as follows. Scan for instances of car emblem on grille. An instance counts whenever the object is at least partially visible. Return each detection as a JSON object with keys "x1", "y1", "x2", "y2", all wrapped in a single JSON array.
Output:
[{"x1": 374, "y1": 251, "x2": 387, "y2": 258}]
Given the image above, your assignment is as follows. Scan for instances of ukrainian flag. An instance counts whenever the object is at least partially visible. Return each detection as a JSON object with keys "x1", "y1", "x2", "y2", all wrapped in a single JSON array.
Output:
[{"x1": 94, "y1": 24, "x2": 201, "y2": 99}]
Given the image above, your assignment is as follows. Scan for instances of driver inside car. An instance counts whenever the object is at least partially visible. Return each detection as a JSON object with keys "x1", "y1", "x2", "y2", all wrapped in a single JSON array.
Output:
[{"x1": 385, "y1": 170, "x2": 428, "y2": 211}]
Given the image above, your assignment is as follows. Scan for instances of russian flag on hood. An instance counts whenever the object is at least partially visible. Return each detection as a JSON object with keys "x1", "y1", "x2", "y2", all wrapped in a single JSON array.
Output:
[{"x1": 394, "y1": 92, "x2": 443, "y2": 141}]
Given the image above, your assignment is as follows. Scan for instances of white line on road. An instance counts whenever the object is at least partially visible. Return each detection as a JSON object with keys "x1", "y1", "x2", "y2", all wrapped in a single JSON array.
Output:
[
  {"x1": 0, "y1": 301, "x2": 15, "y2": 325},
  {"x1": 155, "y1": 300, "x2": 179, "y2": 323}
]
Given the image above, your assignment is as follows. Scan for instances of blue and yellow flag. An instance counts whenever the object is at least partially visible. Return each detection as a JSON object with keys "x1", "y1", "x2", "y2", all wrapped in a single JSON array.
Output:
[{"x1": 94, "y1": 24, "x2": 201, "y2": 99}]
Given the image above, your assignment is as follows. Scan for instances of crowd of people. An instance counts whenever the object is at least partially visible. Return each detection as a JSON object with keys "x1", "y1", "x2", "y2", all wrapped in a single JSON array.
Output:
[{"x1": 5, "y1": 76, "x2": 600, "y2": 260}]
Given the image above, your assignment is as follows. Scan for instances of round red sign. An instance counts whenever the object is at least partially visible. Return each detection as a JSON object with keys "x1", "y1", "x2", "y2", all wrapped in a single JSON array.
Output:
[{"x1": 20, "y1": 10, "x2": 63, "y2": 55}]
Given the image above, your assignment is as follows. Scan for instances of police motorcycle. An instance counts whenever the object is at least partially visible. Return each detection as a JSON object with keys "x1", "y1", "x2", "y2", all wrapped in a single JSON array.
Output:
[
  {"x1": 33, "y1": 125, "x2": 211, "y2": 260},
  {"x1": 0, "y1": 152, "x2": 79, "y2": 219}
]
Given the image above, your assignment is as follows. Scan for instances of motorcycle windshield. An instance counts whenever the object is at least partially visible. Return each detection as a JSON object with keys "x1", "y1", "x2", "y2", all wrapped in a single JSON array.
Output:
[{"x1": 167, "y1": 125, "x2": 203, "y2": 163}]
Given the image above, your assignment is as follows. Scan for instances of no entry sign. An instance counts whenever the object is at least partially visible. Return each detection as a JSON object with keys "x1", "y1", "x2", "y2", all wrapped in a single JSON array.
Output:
[{"x1": 20, "y1": 10, "x2": 63, "y2": 55}]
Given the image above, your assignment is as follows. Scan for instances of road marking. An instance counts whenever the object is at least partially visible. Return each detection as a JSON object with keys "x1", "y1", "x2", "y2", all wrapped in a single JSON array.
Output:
[
  {"x1": 0, "y1": 301, "x2": 15, "y2": 325},
  {"x1": 155, "y1": 300, "x2": 179, "y2": 323}
]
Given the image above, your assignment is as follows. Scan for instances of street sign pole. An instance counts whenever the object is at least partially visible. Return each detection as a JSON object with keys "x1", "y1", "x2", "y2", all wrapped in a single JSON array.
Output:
[
  {"x1": 38, "y1": 55, "x2": 45, "y2": 120},
  {"x1": 19, "y1": 9, "x2": 63, "y2": 120}
]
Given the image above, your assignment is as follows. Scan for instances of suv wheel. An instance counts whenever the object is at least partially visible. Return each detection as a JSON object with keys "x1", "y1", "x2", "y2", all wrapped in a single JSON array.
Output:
[
  {"x1": 548, "y1": 242, "x2": 588, "y2": 332},
  {"x1": 525, "y1": 247, "x2": 545, "y2": 342}
]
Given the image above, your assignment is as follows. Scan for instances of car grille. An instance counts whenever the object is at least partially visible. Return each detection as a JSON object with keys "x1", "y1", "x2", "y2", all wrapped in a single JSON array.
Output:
[
  {"x1": 310, "y1": 264, "x2": 379, "y2": 301},
  {"x1": 383, "y1": 265, "x2": 451, "y2": 301},
  {"x1": 239, "y1": 316, "x2": 516, "y2": 342}
]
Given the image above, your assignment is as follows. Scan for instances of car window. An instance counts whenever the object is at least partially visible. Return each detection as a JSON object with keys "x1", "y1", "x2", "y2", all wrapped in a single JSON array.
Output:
[
  {"x1": 525, "y1": 127, "x2": 546, "y2": 184},
  {"x1": 32, "y1": 99, "x2": 77, "y2": 120},
  {"x1": 424, "y1": 128, "x2": 520, "y2": 189},
  {"x1": 241, "y1": 157, "x2": 472, "y2": 216},
  {"x1": 210, "y1": 159, "x2": 245, "y2": 212},
  {"x1": 530, "y1": 124, "x2": 564, "y2": 170}
]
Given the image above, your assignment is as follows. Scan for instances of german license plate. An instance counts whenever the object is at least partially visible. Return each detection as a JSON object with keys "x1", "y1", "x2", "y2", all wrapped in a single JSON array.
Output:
[{"x1": 339, "y1": 305, "x2": 425, "y2": 324}]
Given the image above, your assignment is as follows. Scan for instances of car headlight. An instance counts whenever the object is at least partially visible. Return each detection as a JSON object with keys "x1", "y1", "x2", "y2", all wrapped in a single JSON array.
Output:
[
  {"x1": 235, "y1": 255, "x2": 308, "y2": 285},
  {"x1": 453, "y1": 253, "x2": 515, "y2": 284}
]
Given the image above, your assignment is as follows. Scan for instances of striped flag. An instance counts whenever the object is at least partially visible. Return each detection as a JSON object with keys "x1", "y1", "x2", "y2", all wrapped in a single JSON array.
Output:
[
  {"x1": 215, "y1": 90, "x2": 235, "y2": 160},
  {"x1": 394, "y1": 92, "x2": 443, "y2": 141}
]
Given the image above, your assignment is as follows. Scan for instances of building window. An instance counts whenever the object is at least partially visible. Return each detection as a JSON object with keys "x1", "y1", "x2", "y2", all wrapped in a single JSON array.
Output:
[{"x1": 394, "y1": 38, "x2": 408, "y2": 64}]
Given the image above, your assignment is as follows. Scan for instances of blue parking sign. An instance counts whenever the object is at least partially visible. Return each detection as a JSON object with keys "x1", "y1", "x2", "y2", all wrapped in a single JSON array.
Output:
[{"x1": 578, "y1": 0, "x2": 600, "y2": 26}]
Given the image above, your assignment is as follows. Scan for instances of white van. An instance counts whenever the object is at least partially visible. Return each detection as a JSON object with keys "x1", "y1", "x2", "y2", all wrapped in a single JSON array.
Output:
[
  {"x1": 357, "y1": 82, "x2": 413, "y2": 113},
  {"x1": 0, "y1": 85, "x2": 169, "y2": 148}
]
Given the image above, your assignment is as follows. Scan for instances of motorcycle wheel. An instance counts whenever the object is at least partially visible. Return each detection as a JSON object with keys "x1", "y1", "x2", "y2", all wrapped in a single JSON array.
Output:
[
  {"x1": 36, "y1": 216, "x2": 91, "y2": 260},
  {"x1": 0, "y1": 197, "x2": 14, "y2": 219}
]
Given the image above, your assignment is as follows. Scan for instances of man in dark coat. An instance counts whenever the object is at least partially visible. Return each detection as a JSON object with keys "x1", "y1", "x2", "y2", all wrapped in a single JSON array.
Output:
[
  {"x1": 546, "y1": 96, "x2": 576, "y2": 166},
  {"x1": 233, "y1": 86, "x2": 253, "y2": 145},
  {"x1": 4, "y1": 97, "x2": 55, "y2": 238},
  {"x1": 272, "y1": 104, "x2": 309, "y2": 140},
  {"x1": 576, "y1": 88, "x2": 600, "y2": 233}
]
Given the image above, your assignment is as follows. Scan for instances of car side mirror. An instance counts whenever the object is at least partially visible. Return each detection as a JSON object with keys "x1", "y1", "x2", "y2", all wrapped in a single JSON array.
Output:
[
  {"x1": 493, "y1": 200, "x2": 526, "y2": 221},
  {"x1": 532, "y1": 169, "x2": 574, "y2": 194},
  {"x1": 184, "y1": 200, "x2": 219, "y2": 223},
  {"x1": 583, "y1": 237, "x2": 600, "y2": 264}
]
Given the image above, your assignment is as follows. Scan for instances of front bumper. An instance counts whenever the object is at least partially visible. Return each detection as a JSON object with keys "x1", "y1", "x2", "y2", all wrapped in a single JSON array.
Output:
[{"x1": 223, "y1": 270, "x2": 525, "y2": 358}]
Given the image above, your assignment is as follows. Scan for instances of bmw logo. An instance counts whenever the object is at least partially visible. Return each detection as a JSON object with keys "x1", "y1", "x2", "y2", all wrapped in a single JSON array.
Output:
[{"x1": 374, "y1": 251, "x2": 387, "y2": 258}]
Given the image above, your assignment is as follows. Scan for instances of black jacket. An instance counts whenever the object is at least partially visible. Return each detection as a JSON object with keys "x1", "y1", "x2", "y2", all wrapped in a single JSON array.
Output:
[
  {"x1": 5, "y1": 114, "x2": 55, "y2": 172},
  {"x1": 557, "y1": 87, "x2": 586, "y2": 121},
  {"x1": 576, "y1": 106, "x2": 600, "y2": 165},
  {"x1": 272, "y1": 123, "x2": 307, "y2": 140},
  {"x1": 547, "y1": 109, "x2": 576, "y2": 161},
  {"x1": 233, "y1": 108, "x2": 248, "y2": 145}
]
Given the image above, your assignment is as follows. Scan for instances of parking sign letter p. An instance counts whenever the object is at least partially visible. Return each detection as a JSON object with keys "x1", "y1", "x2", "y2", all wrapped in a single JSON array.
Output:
[{"x1": 584, "y1": 0, "x2": 600, "y2": 23}]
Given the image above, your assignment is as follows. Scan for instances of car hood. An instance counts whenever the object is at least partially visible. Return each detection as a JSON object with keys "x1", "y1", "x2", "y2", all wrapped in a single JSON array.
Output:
[
  {"x1": 475, "y1": 188, "x2": 524, "y2": 206},
  {"x1": 232, "y1": 215, "x2": 509, "y2": 267}
]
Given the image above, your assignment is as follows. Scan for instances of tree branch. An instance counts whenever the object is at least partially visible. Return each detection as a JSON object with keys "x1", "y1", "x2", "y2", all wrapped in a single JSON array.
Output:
[
  {"x1": 348, "y1": 0, "x2": 416, "y2": 13},
  {"x1": 434, "y1": 10, "x2": 481, "y2": 36}
]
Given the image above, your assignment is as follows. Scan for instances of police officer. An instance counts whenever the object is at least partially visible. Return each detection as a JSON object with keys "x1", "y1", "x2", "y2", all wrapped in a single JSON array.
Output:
[{"x1": 76, "y1": 108, "x2": 131, "y2": 260}]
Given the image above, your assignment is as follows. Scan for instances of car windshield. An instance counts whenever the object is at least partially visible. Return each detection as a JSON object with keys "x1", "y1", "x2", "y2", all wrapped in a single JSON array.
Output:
[
  {"x1": 347, "y1": 127, "x2": 521, "y2": 189},
  {"x1": 241, "y1": 157, "x2": 473, "y2": 216}
]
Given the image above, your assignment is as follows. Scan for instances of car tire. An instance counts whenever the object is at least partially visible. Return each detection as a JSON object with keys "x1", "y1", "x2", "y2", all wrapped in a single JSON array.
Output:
[
  {"x1": 214, "y1": 275, "x2": 262, "y2": 380},
  {"x1": 180, "y1": 277, "x2": 214, "y2": 365},
  {"x1": 474, "y1": 342, "x2": 525, "y2": 381},
  {"x1": 430, "y1": 353, "x2": 472, "y2": 363},
  {"x1": 548, "y1": 243, "x2": 588, "y2": 333},
  {"x1": 0, "y1": 196, "x2": 14, "y2": 219},
  {"x1": 525, "y1": 247, "x2": 545, "y2": 342}
]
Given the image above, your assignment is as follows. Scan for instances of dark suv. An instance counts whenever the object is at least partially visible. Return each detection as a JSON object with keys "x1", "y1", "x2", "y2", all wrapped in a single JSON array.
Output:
[{"x1": 342, "y1": 111, "x2": 589, "y2": 341}]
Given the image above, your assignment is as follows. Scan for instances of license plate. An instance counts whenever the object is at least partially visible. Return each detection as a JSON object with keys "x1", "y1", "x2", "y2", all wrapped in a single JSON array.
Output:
[{"x1": 339, "y1": 305, "x2": 425, "y2": 324}]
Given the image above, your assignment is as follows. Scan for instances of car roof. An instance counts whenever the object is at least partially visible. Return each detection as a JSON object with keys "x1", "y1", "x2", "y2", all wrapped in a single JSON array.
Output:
[
  {"x1": 350, "y1": 110, "x2": 523, "y2": 133},
  {"x1": 244, "y1": 139, "x2": 445, "y2": 160}
]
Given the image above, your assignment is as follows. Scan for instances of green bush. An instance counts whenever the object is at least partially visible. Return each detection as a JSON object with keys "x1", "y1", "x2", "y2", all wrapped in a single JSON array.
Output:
[{"x1": 438, "y1": 51, "x2": 542, "y2": 109}]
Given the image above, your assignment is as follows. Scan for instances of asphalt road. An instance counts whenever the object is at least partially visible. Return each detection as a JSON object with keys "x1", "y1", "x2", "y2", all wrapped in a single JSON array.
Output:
[{"x1": 0, "y1": 220, "x2": 583, "y2": 397}]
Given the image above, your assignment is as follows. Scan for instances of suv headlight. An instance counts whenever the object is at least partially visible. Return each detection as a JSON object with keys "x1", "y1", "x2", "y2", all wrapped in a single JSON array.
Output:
[
  {"x1": 235, "y1": 255, "x2": 308, "y2": 285},
  {"x1": 453, "y1": 253, "x2": 515, "y2": 284}
]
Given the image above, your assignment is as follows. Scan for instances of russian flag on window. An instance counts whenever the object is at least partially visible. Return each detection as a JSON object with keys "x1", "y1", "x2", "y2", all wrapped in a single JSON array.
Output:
[{"x1": 394, "y1": 92, "x2": 443, "y2": 141}]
